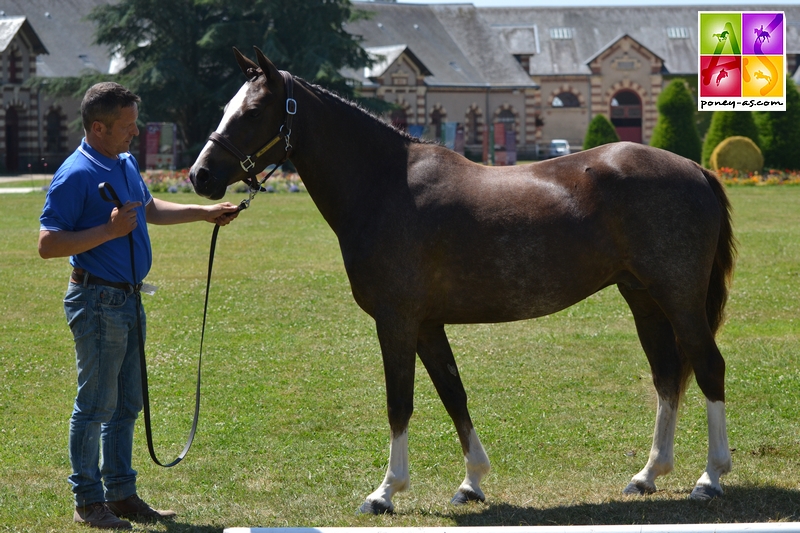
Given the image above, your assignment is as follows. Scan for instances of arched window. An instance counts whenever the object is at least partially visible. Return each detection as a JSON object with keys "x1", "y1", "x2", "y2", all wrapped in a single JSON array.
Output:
[
  {"x1": 46, "y1": 110, "x2": 62, "y2": 152},
  {"x1": 496, "y1": 109, "x2": 515, "y2": 126},
  {"x1": 552, "y1": 92, "x2": 580, "y2": 108}
]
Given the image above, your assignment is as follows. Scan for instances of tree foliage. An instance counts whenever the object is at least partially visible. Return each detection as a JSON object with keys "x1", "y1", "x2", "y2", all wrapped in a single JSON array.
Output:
[
  {"x1": 754, "y1": 78, "x2": 800, "y2": 170},
  {"x1": 701, "y1": 111, "x2": 761, "y2": 168},
  {"x1": 649, "y1": 79, "x2": 701, "y2": 163},
  {"x1": 583, "y1": 114, "x2": 619, "y2": 150},
  {"x1": 34, "y1": 0, "x2": 374, "y2": 163}
]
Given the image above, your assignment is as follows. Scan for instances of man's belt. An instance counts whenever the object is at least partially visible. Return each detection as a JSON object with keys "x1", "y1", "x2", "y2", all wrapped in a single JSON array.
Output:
[{"x1": 71, "y1": 268, "x2": 142, "y2": 292}]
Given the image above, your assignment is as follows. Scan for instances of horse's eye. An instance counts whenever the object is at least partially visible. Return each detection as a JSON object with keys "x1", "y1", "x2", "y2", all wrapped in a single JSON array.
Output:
[{"x1": 248, "y1": 109, "x2": 261, "y2": 118}]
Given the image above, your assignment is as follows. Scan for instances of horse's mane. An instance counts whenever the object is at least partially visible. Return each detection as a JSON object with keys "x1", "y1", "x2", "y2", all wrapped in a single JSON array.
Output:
[{"x1": 294, "y1": 76, "x2": 433, "y2": 145}]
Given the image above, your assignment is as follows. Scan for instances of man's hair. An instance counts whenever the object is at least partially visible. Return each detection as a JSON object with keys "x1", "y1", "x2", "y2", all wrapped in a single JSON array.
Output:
[{"x1": 81, "y1": 82, "x2": 141, "y2": 132}]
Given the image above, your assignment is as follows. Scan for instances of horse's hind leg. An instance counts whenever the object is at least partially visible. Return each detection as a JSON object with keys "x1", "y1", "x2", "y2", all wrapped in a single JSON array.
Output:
[
  {"x1": 665, "y1": 308, "x2": 731, "y2": 500},
  {"x1": 644, "y1": 287, "x2": 732, "y2": 500},
  {"x1": 619, "y1": 285, "x2": 692, "y2": 495},
  {"x1": 417, "y1": 322, "x2": 490, "y2": 505}
]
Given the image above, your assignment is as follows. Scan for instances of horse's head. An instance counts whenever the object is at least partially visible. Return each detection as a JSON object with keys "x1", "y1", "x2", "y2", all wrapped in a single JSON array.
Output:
[{"x1": 190, "y1": 47, "x2": 293, "y2": 200}]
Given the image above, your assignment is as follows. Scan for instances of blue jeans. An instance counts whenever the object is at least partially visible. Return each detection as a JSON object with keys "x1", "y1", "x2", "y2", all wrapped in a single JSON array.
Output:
[{"x1": 64, "y1": 280, "x2": 145, "y2": 506}]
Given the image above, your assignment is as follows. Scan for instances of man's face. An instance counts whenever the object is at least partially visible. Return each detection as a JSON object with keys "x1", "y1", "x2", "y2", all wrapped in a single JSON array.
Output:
[{"x1": 95, "y1": 103, "x2": 139, "y2": 158}]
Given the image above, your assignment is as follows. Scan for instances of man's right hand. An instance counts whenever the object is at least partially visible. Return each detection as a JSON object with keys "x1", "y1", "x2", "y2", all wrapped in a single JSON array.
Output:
[{"x1": 106, "y1": 201, "x2": 142, "y2": 238}]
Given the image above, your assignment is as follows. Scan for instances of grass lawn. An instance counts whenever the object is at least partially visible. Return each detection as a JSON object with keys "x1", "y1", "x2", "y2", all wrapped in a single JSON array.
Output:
[{"x1": 0, "y1": 186, "x2": 798, "y2": 532}]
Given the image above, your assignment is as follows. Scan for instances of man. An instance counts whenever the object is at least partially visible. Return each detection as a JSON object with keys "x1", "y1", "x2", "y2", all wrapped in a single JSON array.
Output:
[{"x1": 39, "y1": 82, "x2": 239, "y2": 529}]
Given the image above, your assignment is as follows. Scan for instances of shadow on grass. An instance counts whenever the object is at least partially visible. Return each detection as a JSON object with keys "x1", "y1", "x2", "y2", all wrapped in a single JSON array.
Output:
[
  {"x1": 158, "y1": 523, "x2": 223, "y2": 533},
  {"x1": 445, "y1": 486, "x2": 800, "y2": 526}
]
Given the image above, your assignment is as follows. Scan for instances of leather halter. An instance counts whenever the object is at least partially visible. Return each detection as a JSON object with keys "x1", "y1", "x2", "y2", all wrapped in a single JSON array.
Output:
[{"x1": 208, "y1": 70, "x2": 296, "y2": 191}]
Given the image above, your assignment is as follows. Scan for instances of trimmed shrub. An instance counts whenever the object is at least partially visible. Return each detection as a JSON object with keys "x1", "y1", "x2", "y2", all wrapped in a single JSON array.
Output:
[
  {"x1": 702, "y1": 111, "x2": 761, "y2": 167},
  {"x1": 649, "y1": 80, "x2": 701, "y2": 163},
  {"x1": 754, "y1": 78, "x2": 800, "y2": 169},
  {"x1": 583, "y1": 114, "x2": 620, "y2": 150},
  {"x1": 709, "y1": 136, "x2": 763, "y2": 174}
]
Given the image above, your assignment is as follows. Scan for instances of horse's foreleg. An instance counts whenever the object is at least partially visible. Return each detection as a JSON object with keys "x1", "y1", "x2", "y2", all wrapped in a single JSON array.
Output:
[
  {"x1": 359, "y1": 318, "x2": 418, "y2": 515},
  {"x1": 417, "y1": 323, "x2": 490, "y2": 505}
]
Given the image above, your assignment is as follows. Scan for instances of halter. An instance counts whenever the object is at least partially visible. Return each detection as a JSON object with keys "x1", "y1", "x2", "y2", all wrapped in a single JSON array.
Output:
[{"x1": 208, "y1": 70, "x2": 296, "y2": 197}]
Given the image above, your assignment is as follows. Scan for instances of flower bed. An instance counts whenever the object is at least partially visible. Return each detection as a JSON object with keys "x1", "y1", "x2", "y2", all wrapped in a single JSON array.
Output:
[
  {"x1": 715, "y1": 167, "x2": 800, "y2": 186},
  {"x1": 141, "y1": 168, "x2": 306, "y2": 194}
]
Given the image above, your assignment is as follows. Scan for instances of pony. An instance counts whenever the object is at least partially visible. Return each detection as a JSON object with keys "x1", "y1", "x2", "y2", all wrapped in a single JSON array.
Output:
[{"x1": 189, "y1": 48, "x2": 736, "y2": 514}]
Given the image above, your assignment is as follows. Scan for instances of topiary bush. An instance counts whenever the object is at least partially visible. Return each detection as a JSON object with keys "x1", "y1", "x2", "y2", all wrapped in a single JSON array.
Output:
[
  {"x1": 649, "y1": 79, "x2": 701, "y2": 163},
  {"x1": 708, "y1": 135, "x2": 764, "y2": 174},
  {"x1": 583, "y1": 114, "x2": 620, "y2": 150},
  {"x1": 702, "y1": 111, "x2": 761, "y2": 167},
  {"x1": 754, "y1": 78, "x2": 800, "y2": 170}
]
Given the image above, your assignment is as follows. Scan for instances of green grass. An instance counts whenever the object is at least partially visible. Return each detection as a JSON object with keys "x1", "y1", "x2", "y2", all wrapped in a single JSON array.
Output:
[{"x1": 1, "y1": 187, "x2": 799, "y2": 531}]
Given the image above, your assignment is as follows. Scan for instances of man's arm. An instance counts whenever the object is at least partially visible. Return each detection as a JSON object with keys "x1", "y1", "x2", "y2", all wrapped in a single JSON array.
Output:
[
  {"x1": 38, "y1": 202, "x2": 141, "y2": 259},
  {"x1": 145, "y1": 197, "x2": 240, "y2": 226}
]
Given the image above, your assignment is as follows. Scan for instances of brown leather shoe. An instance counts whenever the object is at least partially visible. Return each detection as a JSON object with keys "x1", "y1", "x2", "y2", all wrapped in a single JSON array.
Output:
[
  {"x1": 106, "y1": 494, "x2": 176, "y2": 522},
  {"x1": 74, "y1": 502, "x2": 132, "y2": 529}
]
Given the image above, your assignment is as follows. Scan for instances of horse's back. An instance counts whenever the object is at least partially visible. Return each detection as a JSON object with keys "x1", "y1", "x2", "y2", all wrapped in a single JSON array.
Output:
[{"x1": 350, "y1": 142, "x2": 723, "y2": 324}]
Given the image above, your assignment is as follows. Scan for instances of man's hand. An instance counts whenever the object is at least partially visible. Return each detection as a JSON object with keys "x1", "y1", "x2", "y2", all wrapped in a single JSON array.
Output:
[
  {"x1": 106, "y1": 201, "x2": 142, "y2": 238},
  {"x1": 205, "y1": 203, "x2": 240, "y2": 226}
]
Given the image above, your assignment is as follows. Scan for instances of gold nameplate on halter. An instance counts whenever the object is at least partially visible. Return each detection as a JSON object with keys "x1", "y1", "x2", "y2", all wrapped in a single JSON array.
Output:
[{"x1": 255, "y1": 134, "x2": 282, "y2": 158}]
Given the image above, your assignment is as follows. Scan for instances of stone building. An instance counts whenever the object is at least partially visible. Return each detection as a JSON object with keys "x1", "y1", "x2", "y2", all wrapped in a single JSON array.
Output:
[
  {"x1": 347, "y1": 1, "x2": 800, "y2": 158},
  {"x1": 1, "y1": 0, "x2": 799, "y2": 170}
]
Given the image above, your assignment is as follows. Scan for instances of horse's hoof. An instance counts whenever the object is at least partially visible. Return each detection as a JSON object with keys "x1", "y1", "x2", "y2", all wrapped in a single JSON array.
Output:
[
  {"x1": 451, "y1": 489, "x2": 485, "y2": 505},
  {"x1": 623, "y1": 481, "x2": 656, "y2": 495},
  {"x1": 357, "y1": 500, "x2": 394, "y2": 515},
  {"x1": 689, "y1": 485, "x2": 723, "y2": 500}
]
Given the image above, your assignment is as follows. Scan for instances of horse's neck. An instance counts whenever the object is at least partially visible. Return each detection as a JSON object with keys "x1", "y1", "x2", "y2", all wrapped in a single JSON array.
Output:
[{"x1": 290, "y1": 84, "x2": 408, "y2": 235}]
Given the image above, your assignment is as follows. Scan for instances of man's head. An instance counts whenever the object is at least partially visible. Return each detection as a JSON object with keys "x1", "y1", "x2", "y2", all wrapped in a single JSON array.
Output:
[{"x1": 81, "y1": 82, "x2": 141, "y2": 158}]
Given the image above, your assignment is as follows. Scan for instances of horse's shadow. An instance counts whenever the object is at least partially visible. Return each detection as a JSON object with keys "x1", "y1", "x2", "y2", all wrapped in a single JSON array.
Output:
[{"x1": 444, "y1": 486, "x2": 800, "y2": 526}]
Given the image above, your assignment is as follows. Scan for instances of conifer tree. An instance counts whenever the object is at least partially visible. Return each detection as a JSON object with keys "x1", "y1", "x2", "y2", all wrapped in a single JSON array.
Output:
[
  {"x1": 701, "y1": 111, "x2": 761, "y2": 167},
  {"x1": 649, "y1": 80, "x2": 701, "y2": 163},
  {"x1": 583, "y1": 114, "x2": 620, "y2": 150},
  {"x1": 754, "y1": 78, "x2": 800, "y2": 170}
]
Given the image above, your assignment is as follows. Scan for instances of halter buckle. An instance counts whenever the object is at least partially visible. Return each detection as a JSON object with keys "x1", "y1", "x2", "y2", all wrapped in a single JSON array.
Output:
[
  {"x1": 240, "y1": 156, "x2": 256, "y2": 173},
  {"x1": 286, "y1": 98, "x2": 297, "y2": 115}
]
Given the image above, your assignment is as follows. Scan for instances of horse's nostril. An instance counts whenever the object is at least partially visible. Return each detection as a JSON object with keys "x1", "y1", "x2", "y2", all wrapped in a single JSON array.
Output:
[{"x1": 190, "y1": 167, "x2": 210, "y2": 189}]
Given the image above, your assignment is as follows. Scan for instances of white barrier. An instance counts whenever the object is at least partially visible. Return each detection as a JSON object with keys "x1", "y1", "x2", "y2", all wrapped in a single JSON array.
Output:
[{"x1": 225, "y1": 525, "x2": 800, "y2": 533}]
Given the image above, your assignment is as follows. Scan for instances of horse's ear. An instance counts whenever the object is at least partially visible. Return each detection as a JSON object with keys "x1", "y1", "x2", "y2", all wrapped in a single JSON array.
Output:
[
  {"x1": 254, "y1": 47, "x2": 281, "y2": 85},
  {"x1": 234, "y1": 47, "x2": 259, "y2": 79}
]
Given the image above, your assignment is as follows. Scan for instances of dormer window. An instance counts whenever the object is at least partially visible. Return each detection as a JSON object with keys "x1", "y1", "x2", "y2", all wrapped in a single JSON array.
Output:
[
  {"x1": 549, "y1": 27, "x2": 573, "y2": 40},
  {"x1": 667, "y1": 27, "x2": 689, "y2": 39}
]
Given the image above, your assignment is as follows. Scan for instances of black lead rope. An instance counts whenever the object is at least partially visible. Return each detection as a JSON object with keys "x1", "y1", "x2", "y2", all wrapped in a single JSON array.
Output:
[{"x1": 99, "y1": 182, "x2": 251, "y2": 468}]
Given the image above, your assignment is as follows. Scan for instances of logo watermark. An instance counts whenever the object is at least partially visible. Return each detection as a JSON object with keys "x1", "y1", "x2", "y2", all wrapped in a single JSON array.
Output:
[{"x1": 698, "y1": 11, "x2": 786, "y2": 111}]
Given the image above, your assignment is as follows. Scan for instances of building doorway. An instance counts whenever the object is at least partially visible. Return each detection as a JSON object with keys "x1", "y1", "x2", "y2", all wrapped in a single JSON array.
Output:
[{"x1": 610, "y1": 90, "x2": 642, "y2": 143}]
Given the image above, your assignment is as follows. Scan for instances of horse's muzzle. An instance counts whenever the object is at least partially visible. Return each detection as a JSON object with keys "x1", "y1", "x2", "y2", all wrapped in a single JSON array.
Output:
[{"x1": 189, "y1": 166, "x2": 226, "y2": 200}]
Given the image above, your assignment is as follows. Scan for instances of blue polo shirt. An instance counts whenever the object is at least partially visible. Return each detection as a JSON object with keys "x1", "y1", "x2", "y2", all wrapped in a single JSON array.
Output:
[{"x1": 40, "y1": 139, "x2": 153, "y2": 284}]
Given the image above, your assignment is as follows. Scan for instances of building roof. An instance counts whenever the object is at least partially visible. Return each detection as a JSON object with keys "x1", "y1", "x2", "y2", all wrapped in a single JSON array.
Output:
[
  {"x1": 0, "y1": 0, "x2": 113, "y2": 77},
  {"x1": 0, "y1": 16, "x2": 47, "y2": 55},
  {"x1": 348, "y1": 1, "x2": 535, "y2": 88},
  {"x1": 479, "y1": 5, "x2": 800, "y2": 76}
]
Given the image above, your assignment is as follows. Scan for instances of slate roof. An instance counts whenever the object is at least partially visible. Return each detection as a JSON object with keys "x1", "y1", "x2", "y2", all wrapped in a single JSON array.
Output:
[
  {"x1": 0, "y1": 16, "x2": 47, "y2": 55},
  {"x1": 478, "y1": 5, "x2": 800, "y2": 76},
  {"x1": 0, "y1": 0, "x2": 112, "y2": 77},
  {"x1": 347, "y1": 1, "x2": 535, "y2": 88}
]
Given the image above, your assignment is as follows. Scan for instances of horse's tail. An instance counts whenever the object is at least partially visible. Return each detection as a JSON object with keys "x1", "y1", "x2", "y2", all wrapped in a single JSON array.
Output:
[{"x1": 700, "y1": 166, "x2": 737, "y2": 336}]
